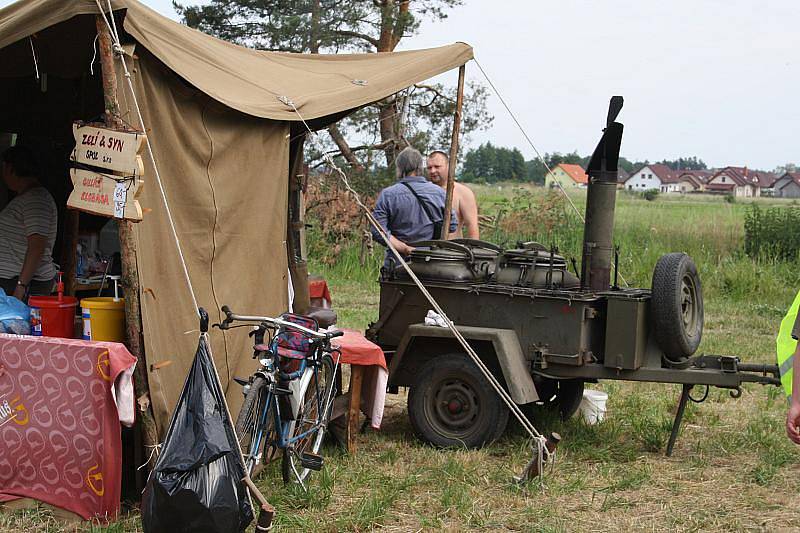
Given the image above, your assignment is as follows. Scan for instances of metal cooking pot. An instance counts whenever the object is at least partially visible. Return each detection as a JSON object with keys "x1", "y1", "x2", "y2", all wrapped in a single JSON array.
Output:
[
  {"x1": 401, "y1": 240, "x2": 499, "y2": 283},
  {"x1": 494, "y1": 248, "x2": 579, "y2": 288}
]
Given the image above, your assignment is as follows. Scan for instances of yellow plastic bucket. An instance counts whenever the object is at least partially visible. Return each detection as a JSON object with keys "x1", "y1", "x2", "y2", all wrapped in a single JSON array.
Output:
[{"x1": 80, "y1": 297, "x2": 125, "y2": 342}]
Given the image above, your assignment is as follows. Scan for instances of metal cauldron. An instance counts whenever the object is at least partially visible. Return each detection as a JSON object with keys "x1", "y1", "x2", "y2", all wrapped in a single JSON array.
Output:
[
  {"x1": 494, "y1": 243, "x2": 579, "y2": 288},
  {"x1": 400, "y1": 240, "x2": 501, "y2": 283}
]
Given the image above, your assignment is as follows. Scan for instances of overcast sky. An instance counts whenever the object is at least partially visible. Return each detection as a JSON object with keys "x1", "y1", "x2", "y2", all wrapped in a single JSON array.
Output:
[{"x1": 2, "y1": 0, "x2": 797, "y2": 170}]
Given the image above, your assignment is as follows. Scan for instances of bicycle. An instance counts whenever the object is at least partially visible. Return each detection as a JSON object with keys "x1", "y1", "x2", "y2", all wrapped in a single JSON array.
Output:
[{"x1": 215, "y1": 305, "x2": 343, "y2": 487}]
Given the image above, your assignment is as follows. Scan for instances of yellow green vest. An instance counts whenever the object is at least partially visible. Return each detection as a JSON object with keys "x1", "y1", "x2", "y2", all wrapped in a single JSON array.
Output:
[{"x1": 776, "y1": 290, "x2": 800, "y2": 396}]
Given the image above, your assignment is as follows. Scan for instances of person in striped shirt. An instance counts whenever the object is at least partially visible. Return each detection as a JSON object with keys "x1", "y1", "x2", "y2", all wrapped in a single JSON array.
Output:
[{"x1": 0, "y1": 146, "x2": 58, "y2": 302}]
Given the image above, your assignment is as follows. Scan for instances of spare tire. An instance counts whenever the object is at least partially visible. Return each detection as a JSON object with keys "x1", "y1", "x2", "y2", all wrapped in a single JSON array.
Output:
[{"x1": 651, "y1": 253, "x2": 703, "y2": 362}]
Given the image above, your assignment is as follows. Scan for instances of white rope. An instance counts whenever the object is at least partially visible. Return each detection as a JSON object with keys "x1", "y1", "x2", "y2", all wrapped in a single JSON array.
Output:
[
  {"x1": 473, "y1": 58, "x2": 628, "y2": 287},
  {"x1": 94, "y1": 0, "x2": 200, "y2": 315},
  {"x1": 137, "y1": 443, "x2": 161, "y2": 471},
  {"x1": 282, "y1": 96, "x2": 545, "y2": 444},
  {"x1": 28, "y1": 37, "x2": 39, "y2": 80},
  {"x1": 90, "y1": 34, "x2": 99, "y2": 75}
]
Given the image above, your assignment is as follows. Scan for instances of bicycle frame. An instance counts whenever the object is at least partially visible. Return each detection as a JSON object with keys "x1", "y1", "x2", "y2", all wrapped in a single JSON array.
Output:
[{"x1": 243, "y1": 345, "x2": 340, "y2": 475}]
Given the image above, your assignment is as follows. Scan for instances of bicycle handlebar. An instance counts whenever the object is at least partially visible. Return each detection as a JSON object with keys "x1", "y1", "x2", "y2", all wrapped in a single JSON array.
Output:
[{"x1": 217, "y1": 305, "x2": 344, "y2": 340}]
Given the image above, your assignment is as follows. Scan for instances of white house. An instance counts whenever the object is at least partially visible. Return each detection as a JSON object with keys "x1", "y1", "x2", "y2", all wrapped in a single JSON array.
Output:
[{"x1": 624, "y1": 164, "x2": 679, "y2": 192}]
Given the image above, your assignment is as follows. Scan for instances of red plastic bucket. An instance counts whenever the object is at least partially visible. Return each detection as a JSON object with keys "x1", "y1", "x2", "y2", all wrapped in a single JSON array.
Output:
[{"x1": 28, "y1": 295, "x2": 78, "y2": 339}]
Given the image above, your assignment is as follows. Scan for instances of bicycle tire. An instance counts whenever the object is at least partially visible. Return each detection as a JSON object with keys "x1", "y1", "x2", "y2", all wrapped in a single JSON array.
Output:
[
  {"x1": 281, "y1": 354, "x2": 337, "y2": 485},
  {"x1": 234, "y1": 375, "x2": 274, "y2": 477}
]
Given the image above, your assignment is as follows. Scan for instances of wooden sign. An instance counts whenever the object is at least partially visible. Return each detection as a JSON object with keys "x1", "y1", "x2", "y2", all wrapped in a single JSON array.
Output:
[
  {"x1": 67, "y1": 168, "x2": 143, "y2": 221},
  {"x1": 71, "y1": 123, "x2": 146, "y2": 176},
  {"x1": 69, "y1": 122, "x2": 146, "y2": 221}
]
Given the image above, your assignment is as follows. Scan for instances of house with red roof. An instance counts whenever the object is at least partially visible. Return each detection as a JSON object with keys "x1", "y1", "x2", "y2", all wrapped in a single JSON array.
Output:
[
  {"x1": 545, "y1": 163, "x2": 588, "y2": 189},
  {"x1": 676, "y1": 170, "x2": 714, "y2": 193},
  {"x1": 623, "y1": 164, "x2": 680, "y2": 192},
  {"x1": 706, "y1": 166, "x2": 776, "y2": 197},
  {"x1": 773, "y1": 172, "x2": 800, "y2": 198}
]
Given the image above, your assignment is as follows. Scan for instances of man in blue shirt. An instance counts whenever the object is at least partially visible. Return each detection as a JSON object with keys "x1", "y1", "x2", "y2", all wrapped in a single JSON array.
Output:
[{"x1": 371, "y1": 147, "x2": 456, "y2": 268}]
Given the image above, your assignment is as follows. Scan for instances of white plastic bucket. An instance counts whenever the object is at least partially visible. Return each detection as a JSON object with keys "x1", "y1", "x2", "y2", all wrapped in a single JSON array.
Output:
[{"x1": 580, "y1": 389, "x2": 608, "y2": 425}]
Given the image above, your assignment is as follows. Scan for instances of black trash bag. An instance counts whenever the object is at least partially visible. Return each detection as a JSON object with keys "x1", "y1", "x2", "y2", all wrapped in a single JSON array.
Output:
[{"x1": 142, "y1": 333, "x2": 254, "y2": 533}]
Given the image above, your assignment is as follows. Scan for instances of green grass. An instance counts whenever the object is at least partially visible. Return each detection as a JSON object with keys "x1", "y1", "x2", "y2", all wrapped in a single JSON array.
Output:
[{"x1": 7, "y1": 187, "x2": 800, "y2": 531}]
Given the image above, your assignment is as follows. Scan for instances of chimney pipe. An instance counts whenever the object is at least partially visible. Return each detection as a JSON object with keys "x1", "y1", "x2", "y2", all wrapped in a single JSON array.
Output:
[{"x1": 581, "y1": 97, "x2": 624, "y2": 292}]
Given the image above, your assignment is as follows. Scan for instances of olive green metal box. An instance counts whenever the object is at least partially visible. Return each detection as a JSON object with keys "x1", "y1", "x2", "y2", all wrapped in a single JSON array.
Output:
[{"x1": 603, "y1": 294, "x2": 649, "y2": 370}]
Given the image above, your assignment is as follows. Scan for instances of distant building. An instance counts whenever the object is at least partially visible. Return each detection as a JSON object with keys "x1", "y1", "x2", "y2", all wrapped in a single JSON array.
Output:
[
  {"x1": 773, "y1": 172, "x2": 800, "y2": 198},
  {"x1": 676, "y1": 170, "x2": 713, "y2": 193},
  {"x1": 624, "y1": 164, "x2": 679, "y2": 192},
  {"x1": 545, "y1": 163, "x2": 588, "y2": 189},
  {"x1": 706, "y1": 166, "x2": 776, "y2": 197},
  {"x1": 616, "y1": 168, "x2": 630, "y2": 189}
]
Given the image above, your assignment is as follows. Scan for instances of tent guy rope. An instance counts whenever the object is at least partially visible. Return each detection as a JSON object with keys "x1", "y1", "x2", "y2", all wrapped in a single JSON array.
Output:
[
  {"x1": 281, "y1": 95, "x2": 556, "y2": 482},
  {"x1": 473, "y1": 58, "x2": 629, "y2": 287}
]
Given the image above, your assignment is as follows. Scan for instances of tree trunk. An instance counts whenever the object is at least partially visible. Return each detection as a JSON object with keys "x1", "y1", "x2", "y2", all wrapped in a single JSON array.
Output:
[
  {"x1": 378, "y1": 102, "x2": 397, "y2": 166},
  {"x1": 375, "y1": 0, "x2": 409, "y2": 166},
  {"x1": 96, "y1": 15, "x2": 160, "y2": 470},
  {"x1": 309, "y1": 0, "x2": 321, "y2": 53}
]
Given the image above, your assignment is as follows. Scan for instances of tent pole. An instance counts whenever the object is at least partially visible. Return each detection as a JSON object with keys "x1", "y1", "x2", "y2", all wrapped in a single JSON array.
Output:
[
  {"x1": 61, "y1": 211, "x2": 79, "y2": 296},
  {"x1": 442, "y1": 64, "x2": 466, "y2": 239},
  {"x1": 96, "y1": 15, "x2": 160, "y2": 471}
]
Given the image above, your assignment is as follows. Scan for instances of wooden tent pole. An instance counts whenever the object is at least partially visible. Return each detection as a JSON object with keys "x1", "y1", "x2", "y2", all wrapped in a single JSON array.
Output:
[
  {"x1": 442, "y1": 64, "x2": 466, "y2": 240},
  {"x1": 95, "y1": 15, "x2": 160, "y2": 467}
]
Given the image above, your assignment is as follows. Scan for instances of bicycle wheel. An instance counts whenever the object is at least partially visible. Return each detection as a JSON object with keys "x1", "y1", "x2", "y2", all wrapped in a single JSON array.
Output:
[
  {"x1": 281, "y1": 354, "x2": 337, "y2": 485},
  {"x1": 234, "y1": 376, "x2": 275, "y2": 477}
]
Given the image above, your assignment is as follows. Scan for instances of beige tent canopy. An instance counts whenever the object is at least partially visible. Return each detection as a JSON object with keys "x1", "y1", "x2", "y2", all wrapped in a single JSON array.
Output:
[{"x1": 0, "y1": 0, "x2": 472, "y2": 433}]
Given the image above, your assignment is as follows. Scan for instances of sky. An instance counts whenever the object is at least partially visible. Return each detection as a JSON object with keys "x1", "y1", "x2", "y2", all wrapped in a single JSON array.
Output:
[{"x1": 2, "y1": 0, "x2": 797, "y2": 170}]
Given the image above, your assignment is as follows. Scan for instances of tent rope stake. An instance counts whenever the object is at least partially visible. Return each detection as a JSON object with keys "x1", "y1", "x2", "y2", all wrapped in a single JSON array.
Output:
[{"x1": 282, "y1": 96, "x2": 555, "y2": 483}]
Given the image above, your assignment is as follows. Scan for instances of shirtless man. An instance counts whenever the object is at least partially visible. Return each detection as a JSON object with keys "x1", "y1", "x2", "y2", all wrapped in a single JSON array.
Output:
[{"x1": 426, "y1": 150, "x2": 479, "y2": 239}]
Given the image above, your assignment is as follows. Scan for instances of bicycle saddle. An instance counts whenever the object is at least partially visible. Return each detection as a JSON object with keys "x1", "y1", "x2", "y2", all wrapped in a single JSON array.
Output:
[{"x1": 306, "y1": 307, "x2": 337, "y2": 329}]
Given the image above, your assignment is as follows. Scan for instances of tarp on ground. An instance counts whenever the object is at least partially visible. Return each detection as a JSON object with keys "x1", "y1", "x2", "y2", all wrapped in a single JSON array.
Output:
[{"x1": 0, "y1": 0, "x2": 472, "y2": 434}]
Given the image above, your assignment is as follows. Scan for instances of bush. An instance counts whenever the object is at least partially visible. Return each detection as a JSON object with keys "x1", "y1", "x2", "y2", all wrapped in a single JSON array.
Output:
[
  {"x1": 724, "y1": 193, "x2": 736, "y2": 204},
  {"x1": 642, "y1": 189, "x2": 659, "y2": 202},
  {"x1": 744, "y1": 204, "x2": 800, "y2": 261}
]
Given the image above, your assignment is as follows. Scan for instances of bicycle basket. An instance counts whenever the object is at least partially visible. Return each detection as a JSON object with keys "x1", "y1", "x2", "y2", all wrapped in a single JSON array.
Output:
[{"x1": 272, "y1": 313, "x2": 318, "y2": 360}]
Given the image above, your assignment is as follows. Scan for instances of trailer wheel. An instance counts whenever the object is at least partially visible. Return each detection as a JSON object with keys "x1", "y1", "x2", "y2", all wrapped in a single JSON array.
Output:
[
  {"x1": 651, "y1": 253, "x2": 703, "y2": 361},
  {"x1": 408, "y1": 354, "x2": 509, "y2": 448},
  {"x1": 530, "y1": 377, "x2": 584, "y2": 420}
]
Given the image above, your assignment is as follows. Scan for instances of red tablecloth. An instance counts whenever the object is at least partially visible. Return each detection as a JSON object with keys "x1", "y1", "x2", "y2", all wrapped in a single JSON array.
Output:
[
  {"x1": 332, "y1": 329, "x2": 387, "y2": 428},
  {"x1": 0, "y1": 334, "x2": 136, "y2": 521},
  {"x1": 332, "y1": 329, "x2": 386, "y2": 369},
  {"x1": 308, "y1": 278, "x2": 332, "y2": 307}
]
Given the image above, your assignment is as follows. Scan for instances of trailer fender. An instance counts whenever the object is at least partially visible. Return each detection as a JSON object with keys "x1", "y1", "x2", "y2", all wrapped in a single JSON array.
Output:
[{"x1": 388, "y1": 324, "x2": 539, "y2": 404}]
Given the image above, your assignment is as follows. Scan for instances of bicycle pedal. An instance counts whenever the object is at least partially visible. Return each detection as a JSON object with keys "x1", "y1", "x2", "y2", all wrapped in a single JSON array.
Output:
[{"x1": 300, "y1": 452, "x2": 323, "y2": 471}]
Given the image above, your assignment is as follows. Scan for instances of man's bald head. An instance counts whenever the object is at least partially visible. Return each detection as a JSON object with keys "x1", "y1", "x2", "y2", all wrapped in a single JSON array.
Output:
[{"x1": 426, "y1": 151, "x2": 449, "y2": 187}]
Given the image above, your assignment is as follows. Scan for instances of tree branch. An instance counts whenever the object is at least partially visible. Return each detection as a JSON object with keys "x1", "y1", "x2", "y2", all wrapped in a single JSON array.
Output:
[
  {"x1": 332, "y1": 29, "x2": 380, "y2": 48},
  {"x1": 327, "y1": 124, "x2": 365, "y2": 171}
]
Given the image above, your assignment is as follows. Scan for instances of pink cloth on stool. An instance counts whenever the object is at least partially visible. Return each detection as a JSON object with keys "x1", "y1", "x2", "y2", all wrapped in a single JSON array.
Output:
[{"x1": 332, "y1": 329, "x2": 387, "y2": 429}]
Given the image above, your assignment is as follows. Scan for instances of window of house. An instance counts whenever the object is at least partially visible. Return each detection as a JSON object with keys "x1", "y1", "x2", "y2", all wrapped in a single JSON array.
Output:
[{"x1": 721, "y1": 176, "x2": 726, "y2": 183}]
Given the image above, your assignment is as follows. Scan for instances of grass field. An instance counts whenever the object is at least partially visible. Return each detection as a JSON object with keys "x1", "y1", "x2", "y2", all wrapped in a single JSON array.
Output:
[{"x1": 4, "y1": 187, "x2": 800, "y2": 532}]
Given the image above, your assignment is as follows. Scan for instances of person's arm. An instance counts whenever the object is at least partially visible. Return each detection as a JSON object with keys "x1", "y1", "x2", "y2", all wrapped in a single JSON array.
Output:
[
  {"x1": 13, "y1": 234, "x2": 47, "y2": 300},
  {"x1": 457, "y1": 187, "x2": 480, "y2": 239},
  {"x1": 370, "y1": 191, "x2": 390, "y2": 246},
  {"x1": 787, "y1": 314, "x2": 800, "y2": 444},
  {"x1": 388, "y1": 235, "x2": 414, "y2": 256}
]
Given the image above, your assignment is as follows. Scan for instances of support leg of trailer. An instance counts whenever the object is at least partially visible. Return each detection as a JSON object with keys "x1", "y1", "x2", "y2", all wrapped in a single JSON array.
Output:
[{"x1": 666, "y1": 384, "x2": 692, "y2": 457}]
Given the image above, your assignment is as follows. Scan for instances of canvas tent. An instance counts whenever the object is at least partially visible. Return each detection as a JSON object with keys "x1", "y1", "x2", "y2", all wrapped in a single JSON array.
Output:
[{"x1": 0, "y1": 0, "x2": 473, "y2": 433}]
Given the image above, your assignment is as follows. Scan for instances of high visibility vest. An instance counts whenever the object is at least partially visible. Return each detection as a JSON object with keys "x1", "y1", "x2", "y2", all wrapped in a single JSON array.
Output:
[{"x1": 776, "y1": 290, "x2": 800, "y2": 396}]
